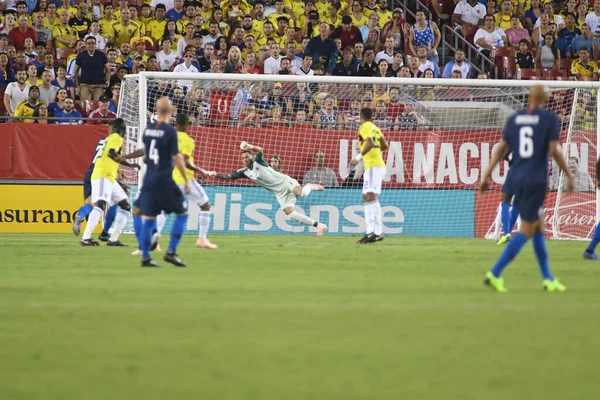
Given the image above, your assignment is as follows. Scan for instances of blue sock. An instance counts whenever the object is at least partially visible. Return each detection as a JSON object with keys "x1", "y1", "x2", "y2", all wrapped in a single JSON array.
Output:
[
  {"x1": 532, "y1": 232, "x2": 553, "y2": 281},
  {"x1": 103, "y1": 205, "x2": 117, "y2": 233},
  {"x1": 491, "y1": 232, "x2": 528, "y2": 278},
  {"x1": 586, "y1": 222, "x2": 600, "y2": 254},
  {"x1": 168, "y1": 214, "x2": 187, "y2": 255},
  {"x1": 509, "y1": 204, "x2": 520, "y2": 232},
  {"x1": 133, "y1": 216, "x2": 142, "y2": 248},
  {"x1": 501, "y1": 202, "x2": 510, "y2": 236},
  {"x1": 78, "y1": 203, "x2": 93, "y2": 219},
  {"x1": 152, "y1": 219, "x2": 158, "y2": 233},
  {"x1": 141, "y1": 219, "x2": 154, "y2": 259}
]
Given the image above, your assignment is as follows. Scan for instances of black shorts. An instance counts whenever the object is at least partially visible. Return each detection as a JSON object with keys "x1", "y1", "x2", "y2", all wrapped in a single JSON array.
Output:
[
  {"x1": 83, "y1": 166, "x2": 93, "y2": 200},
  {"x1": 139, "y1": 182, "x2": 187, "y2": 217},
  {"x1": 514, "y1": 184, "x2": 547, "y2": 223}
]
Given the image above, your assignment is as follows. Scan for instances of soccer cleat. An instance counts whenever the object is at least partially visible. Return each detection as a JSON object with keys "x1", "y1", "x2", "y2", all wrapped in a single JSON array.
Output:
[
  {"x1": 141, "y1": 258, "x2": 161, "y2": 267},
  {"x1": 107, "y1": 240, "x2": 126, "y2": 247},
  {"x1": 484, "y1": 271, "x2": 508, "y2": 293},
  {"x1": 150, "y1": 232, "x2": 161, "y2": 251},
  {"x1": 583, "y1": 251, "x2": 598, "y2": 260},
  {"x1": 164, "y1": 253, "x2": 186, "y2": 267},
  {"x1": 72, "y1": 213, "x2": 83, "y2": 236},
  {"x1": 308, "y1": 183, "x2": 325, "y2": 191},
  {"x1": 131, "y1": 249, "x2": 142, "y2": 256},
  {"x1": 370, "y1": 233, "x2": 384, "y2": 242},
  {"x1": 356, "y1": 234, "x2": 371, "y2": 244},
  {"x1": 80, "y1": 238, "x2": 100, "y2": 246},
  {"x1": 196, "y1": 238, "x2": 217, "y2": 249},
  {"x1": 316, "y1": 223, "x2": 327, "y2": 236},
  {"x1": 98, "y1": 231, "x2": 110, "y2": 242},
  {"x1": 497, "y1": 234, "x2": 511, "y2": 245},
  {"x1": 543, "y1": 278, "x2": 567, "y2": 292}
]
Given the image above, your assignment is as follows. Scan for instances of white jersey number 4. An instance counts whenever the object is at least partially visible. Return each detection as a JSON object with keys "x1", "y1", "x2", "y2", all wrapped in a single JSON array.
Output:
[{"x1": 149, "y1": 139, "x2": 160, "y2": 164}]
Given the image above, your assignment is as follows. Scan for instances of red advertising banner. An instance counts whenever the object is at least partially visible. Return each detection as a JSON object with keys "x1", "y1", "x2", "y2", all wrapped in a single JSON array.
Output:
[
  {"x1": 475, "y1": 191, "x2": 596, "y2": 238},
  {"x1": 0, "y1": 124, "x2": 108, "y2": 180},
  {"x1": 0, "y1": 124, "x2": 595, "y2": 192}
]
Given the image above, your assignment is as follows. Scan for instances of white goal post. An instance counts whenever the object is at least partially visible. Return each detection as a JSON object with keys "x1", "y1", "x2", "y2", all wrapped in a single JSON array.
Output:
[{"x1": 117, "y1": 73, "x2": 600, "y2": 239}]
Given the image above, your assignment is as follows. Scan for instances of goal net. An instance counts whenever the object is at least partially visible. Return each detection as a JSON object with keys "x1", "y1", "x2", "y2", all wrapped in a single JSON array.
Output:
[{"x1": 118, "y1": 73, "x2": 599, "y2": 240}]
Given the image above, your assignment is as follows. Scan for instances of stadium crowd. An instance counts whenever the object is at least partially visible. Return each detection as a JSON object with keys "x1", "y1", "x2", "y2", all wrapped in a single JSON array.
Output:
[{"x1": 0, "y1": 0, "x2": 598, "y2": 125}]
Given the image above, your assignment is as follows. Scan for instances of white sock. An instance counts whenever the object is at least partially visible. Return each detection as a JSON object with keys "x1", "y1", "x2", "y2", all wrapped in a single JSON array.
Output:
[
  {"x1": 82, "y1": 207, "x2": 103, "y2": 240},
  {"x1": 372, "y1": 201, "x2": 383, "y2": 235},
  {"x1": 198, "y1": 210, "x2": 210, "y2": 239},
  {"x1": 301, "y1": 185, "x2": 312, "y2": 197},
  {"x1": 289, "y1": 210, "x2": 317, "y2": 227},
  {"x1": 109, "y1": 208, "x2": 129, "y2": 242},
  {"x1": 156, "y1": 211, "x2": 167, "y2": 234},
  {"x1": 364, "y1": 201, "x2": 373, "y2": 235},
  {"x1": 494, "y1": 203, "x2": 502, "y2": 235}
]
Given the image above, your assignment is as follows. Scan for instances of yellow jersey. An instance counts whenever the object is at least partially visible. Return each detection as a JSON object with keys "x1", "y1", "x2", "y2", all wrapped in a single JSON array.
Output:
[
  {"x1": 146, "y1": 19, "x2": 167, "y2": 42},
  {"x1": 91, "y1": 133, "x2": 123, "y2": 183},
  {"x1": 358, "y1": 121, "x2": 386, "y2": 170},
  {"x1": 111, "y1": 20, "x2": 142, "y2": 46},
  {"x1": 284, "y1": 0, "x2": 305, "y2": 19},
  {"x1": 52, "y1": 24, "x2": 78, "y2": 48},
  {"x1": 14, "y1": 99, "x2": 44, "y2": 123},
  {"x1": 571, "y1": 59, "x2": 598, "y2": 79},
  {"x1": 173, "y1": 131, "x2": 195, "y2": 185}
]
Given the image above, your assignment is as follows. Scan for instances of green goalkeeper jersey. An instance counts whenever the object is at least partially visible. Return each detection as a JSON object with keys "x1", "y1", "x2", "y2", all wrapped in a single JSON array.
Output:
[{"x1": 228, "y1": 153, "x2": 290, "y2": 192}]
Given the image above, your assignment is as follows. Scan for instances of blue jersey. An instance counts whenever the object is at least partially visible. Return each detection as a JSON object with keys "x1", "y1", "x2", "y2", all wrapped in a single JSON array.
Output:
[
  {"x1": 142, "y1": 121, "x2": 179, "y2": 188},
  {"x1": 501, "y1": 108, "x2": 560, "y2": 187}
]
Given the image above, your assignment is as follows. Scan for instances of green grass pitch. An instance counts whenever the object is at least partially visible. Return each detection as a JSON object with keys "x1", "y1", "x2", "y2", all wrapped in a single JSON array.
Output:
[{"x1": 1, "y1": 233, "x2": 600, "y2": 400}]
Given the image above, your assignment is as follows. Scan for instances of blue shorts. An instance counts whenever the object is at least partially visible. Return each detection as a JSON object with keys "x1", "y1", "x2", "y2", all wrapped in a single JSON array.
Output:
[
  {"x1": 139, "y1": 181, "x2": 187, "y2": 217},
  {"x1": 514, "y1": 184, "x2": 547, "y2": 222},
  {"x1": 83, "y1": 166, "x2": 93, "y2": 200},
  {"x1": 502, "y1": 168, "x2": 516, "y2": 196}
]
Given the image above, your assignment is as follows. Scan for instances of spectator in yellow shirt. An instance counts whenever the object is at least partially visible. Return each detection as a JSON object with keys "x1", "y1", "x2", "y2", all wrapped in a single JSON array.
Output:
[
  {"x1": 111, "y1": 9, "x2": 142, "y2": 47},
  {"x1": 146, "y1": 4, "x2": 168, "y2": 45},
  {"x1": 53, "y1": 10, "x2": 78, "y2": 49}
]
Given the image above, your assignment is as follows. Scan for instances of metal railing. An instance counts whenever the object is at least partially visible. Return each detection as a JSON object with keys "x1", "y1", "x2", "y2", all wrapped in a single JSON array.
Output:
[{"x1": 441, "y1": 25, "x2": 498, "y2": 79}]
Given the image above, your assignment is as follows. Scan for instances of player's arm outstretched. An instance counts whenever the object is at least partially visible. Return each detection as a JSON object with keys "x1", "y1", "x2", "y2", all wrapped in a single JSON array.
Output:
[
  {"x1": 240, "y1": 141, "x2": 264, "y2": 154},
  {"x1": 108, "y1": 148, "x2": 140, "y2": 170}
]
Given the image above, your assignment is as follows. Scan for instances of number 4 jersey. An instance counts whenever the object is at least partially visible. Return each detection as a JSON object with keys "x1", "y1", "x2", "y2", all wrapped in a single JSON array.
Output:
[
  {"x1": 502, "y1": 108, "x2": 560, "y2": 187},
  {"x1": 142, "y1": 121, "x2": 179, "y2": 188}
]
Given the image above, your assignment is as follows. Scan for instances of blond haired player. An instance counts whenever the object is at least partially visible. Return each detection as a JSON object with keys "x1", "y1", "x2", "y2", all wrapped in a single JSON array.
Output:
[
  {"x1": 211, "y1": 141, "x2": 328, "y2": 236},
  {"x1": 350, "y1": 108, "x2": 388, "y2": 244}
]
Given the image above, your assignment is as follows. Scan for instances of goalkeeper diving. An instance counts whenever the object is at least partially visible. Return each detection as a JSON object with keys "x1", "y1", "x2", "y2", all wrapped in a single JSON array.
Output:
[{"x1": 210, "y1": 142, "x2": 328, "y2": 235}]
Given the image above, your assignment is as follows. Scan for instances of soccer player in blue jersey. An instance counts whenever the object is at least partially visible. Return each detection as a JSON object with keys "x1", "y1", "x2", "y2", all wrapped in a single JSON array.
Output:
[
  {"x1": 72, "y1": 137, "x2": 120, "y2": 241},
  {"x1": 583, "y1": 158, "x2": 600, "y2": 259},
  {"x1": 496, "y1": 148, "x2": 521, "y2": 245},
  {"x1": 134, "y1": 97, "x2": 191, "y2": 267},
  {"x1": 479, "y1": 86, "x2": 574, "y2": 292}
]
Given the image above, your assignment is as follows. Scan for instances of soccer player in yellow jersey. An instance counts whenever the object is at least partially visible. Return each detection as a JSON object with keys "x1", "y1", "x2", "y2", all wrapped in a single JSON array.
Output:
[
  {"x1": 173, "y1": 114, "x2": 217, "y2": 249},
  {"x1": 350, "y1": 108, "x2": 388, "y2": 244},
  {"x1": 80, "y1": 119, "x2": 138, "y2": 246}
]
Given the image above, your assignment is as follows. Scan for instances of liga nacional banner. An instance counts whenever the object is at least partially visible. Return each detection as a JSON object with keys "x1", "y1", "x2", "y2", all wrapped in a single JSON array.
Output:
[{"x1": 0, "y1": 185, "x2": 101, "y2": 233}]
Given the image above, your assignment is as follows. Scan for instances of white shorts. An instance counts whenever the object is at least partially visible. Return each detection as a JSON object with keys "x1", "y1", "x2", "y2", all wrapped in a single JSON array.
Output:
[
  {"x1": 91, "y1": 178, "x2": 128, "y2": 206},
  {"x1": 179, "y1": 181, "x2": 209, "y2": 206},
  {"x1": 275, "y1": 177, "x2": 300, "y2": 209},
  {"x1": 363, "y1": 166, "x2": 385, "y2": 195}
]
